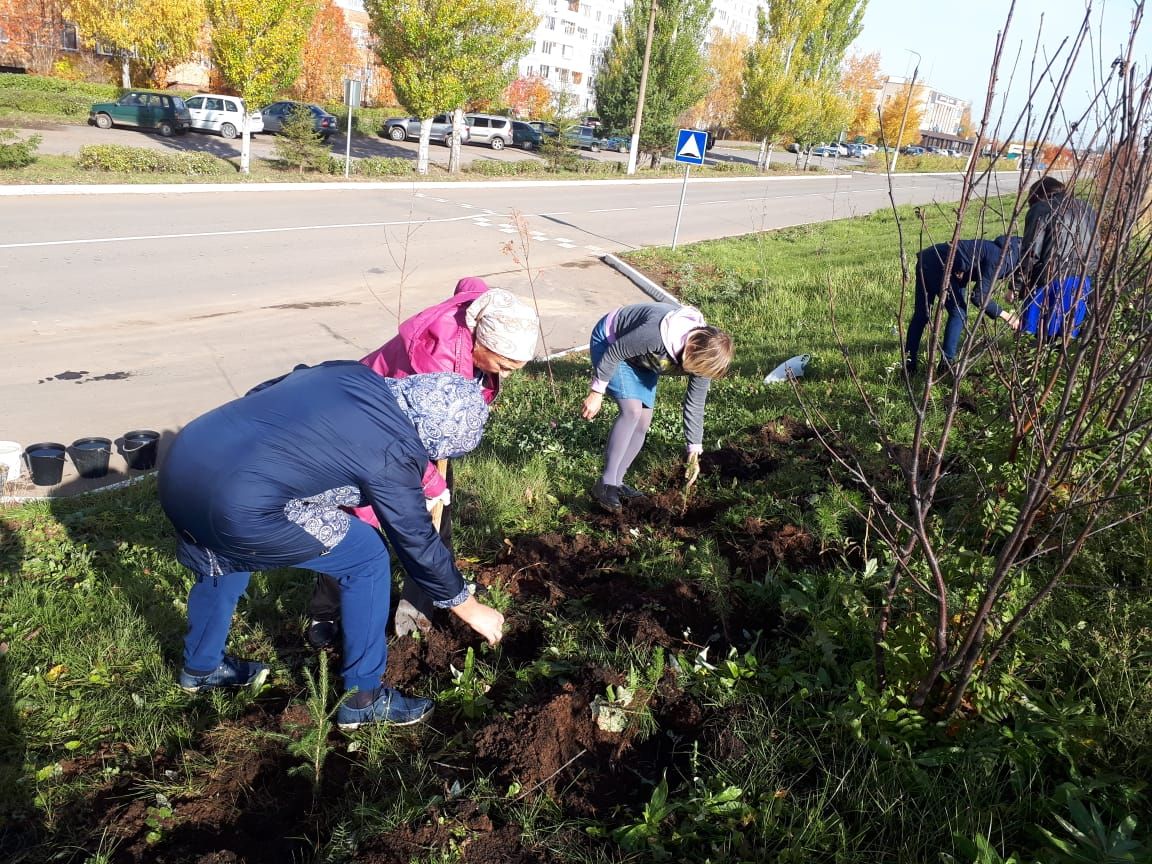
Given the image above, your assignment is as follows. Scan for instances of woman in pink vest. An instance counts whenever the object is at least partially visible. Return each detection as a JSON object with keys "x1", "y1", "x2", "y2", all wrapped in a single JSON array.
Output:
[{"x1": 306, "y1": 277, "x2": 539, "y2": 647}]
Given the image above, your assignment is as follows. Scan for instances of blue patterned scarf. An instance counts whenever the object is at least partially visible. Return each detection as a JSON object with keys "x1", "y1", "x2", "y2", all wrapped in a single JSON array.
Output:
[{"x1": 383, "y1": 372, "x2": 489, "y2": 460}]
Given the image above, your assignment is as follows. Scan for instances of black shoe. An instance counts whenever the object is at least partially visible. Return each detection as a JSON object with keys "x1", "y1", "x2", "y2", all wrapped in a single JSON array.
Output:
[
  {"x1": 305, "y1": 619, "x2": 340, "y2": 650},
  {"x1": 592, "y1": 480, "x2": 622, "y2": 513},
  {"x1": 618, "y1": 484, "x2": 646, "y2": 500}
]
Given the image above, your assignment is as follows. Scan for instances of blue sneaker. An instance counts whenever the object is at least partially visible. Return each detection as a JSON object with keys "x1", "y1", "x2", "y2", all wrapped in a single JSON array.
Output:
[
  {"x1": 337, "y1": 687, "x2": 434, "y2": 730},
  {"x1": 179, "y1": 656, "x2": 269, "y2": 693}
]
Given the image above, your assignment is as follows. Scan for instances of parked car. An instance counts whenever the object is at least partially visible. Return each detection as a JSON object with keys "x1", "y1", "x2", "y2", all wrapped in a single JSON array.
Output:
[
  {"x1": 510, "y1": 120, "x2": 542, "y2": 150},
  {"x1": 564, "y1": 124, "x2": 601, "y2": 151},
  {"x1": 260, "y1": 101, "x2": 338, "y2": 141},
  {"x1": 785, "y1": 141, "x2": 803, "y2": 153},
  {"x1": 901, "y1": 145, "x2": 926, "y2": 156},
  {"x1": 809, "y1": 143, "x2": 841, "y2": 157},
  {"x1": 601, "y1": 135, "x2": 631, "y2": 152},
  {"x1": 184, "y1": 94, "x2": 263, "y2": 139},
  {"x1": 528, "y1": 120, "x2": 560, "y2": 138},
  {"x1": 88, "y1": 90, "x2": 192, "y2": 137},
  {"x1": 464, "y1": 113, "x2": 514, "y2": 150},
  {"x1": 382, "y1": 113, "x2": 466, "y2": 146}
]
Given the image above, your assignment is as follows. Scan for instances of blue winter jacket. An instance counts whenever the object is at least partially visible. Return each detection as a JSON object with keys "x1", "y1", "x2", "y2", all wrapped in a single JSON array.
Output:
[
  {"x1": 918, "y1": 236, "x2": 1022, "y2": 319},
  {"x1": 158, "y1": 362, "x2": 465, "y2": 605}
]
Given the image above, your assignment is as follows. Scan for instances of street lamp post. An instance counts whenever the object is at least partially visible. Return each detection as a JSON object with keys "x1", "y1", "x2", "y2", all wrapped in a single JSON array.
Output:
[{"x1": 889, "y1": 49, "x2": 921, "y2": 173}]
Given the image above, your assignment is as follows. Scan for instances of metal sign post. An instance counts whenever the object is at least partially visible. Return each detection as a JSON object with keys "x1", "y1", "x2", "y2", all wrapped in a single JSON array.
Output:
[
  {"x1": 671, "y1": 128, "x2": 708, "y2": 249},
  {"x1": 672, "y1": 165, "x2": 690, "y2": 250},
  {"x1": 342, "y1": 78, "x2": 363, "y2": 178}
]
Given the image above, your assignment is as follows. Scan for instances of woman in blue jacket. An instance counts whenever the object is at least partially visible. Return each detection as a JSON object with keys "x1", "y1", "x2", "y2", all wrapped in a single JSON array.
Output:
[
  {"x1": 159, "y1": 366, "x2": 504, "y2": 729},
  {"x1": 905, "y1": 235, "x2": 1022, "y2": 374}
]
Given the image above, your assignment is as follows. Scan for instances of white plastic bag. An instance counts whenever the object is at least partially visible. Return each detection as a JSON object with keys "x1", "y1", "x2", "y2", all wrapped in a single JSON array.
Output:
[{"x1": 764, "y1": 354, "x2": 810, "y2": 384}]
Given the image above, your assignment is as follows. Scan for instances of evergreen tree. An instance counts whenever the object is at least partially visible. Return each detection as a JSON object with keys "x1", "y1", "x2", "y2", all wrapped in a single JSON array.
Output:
[{"x1": 594, "y1": 0, "x2": 711, "y2": 165}]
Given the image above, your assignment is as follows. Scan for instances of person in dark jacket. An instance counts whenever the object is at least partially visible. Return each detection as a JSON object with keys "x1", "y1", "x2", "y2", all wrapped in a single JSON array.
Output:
[
  {"x1": 1019, "y1": 176, "x2": 1100, "y2": 341},
  {"x1": 159, "y1": 366, "x2": 504, "y2": 729},
  {"x1": 581, "y1": 302, "x2": 733, "y2": 513},
  {"x1": 905, "y1": 235, "x2": 1022, "y2": 373}
]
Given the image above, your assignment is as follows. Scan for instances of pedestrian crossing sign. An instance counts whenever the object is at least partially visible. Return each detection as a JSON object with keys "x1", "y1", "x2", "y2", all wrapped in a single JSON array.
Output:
[{"x1": 674, "y1": 129, "x2": 708, "y2": 165}]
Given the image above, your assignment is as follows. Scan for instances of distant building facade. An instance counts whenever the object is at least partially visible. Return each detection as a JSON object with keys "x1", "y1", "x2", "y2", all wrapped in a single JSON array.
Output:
[
  {"x1": 518, "y1": 0, "x2": 763, "y2": 113},
  {"x1": 876, "y1": 75, "x2": 971, "y2": 137}
]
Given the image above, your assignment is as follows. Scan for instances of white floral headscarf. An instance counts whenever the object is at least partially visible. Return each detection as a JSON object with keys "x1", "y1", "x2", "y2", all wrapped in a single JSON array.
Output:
[
  {"x1": 466, "y1": 289, "x2": 539, "y2": 362},
  {"x1": 383, "y1": 373, "x2": 489, "y2": 459}
]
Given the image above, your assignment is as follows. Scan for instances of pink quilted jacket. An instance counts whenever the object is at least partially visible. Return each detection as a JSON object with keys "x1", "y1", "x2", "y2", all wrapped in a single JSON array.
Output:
[{"x1": 352, "y1": 277, "x2": 500, "y2": 526}]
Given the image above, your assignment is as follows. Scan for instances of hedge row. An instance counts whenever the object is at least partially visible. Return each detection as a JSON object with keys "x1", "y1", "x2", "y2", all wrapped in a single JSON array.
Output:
[
  {"x1": 0, "y1": 72, "x2": 120, "y2": 118},
  {"x1": 76, "y1": 144, "x2": 233, "y2": 175}
]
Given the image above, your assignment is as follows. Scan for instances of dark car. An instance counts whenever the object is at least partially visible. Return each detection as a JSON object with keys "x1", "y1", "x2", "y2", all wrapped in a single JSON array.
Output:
[
  {"x1": 510, "y1": 120, "x2": 542, "y2": 150},
  {"x1": 260, "y1": 101, "x2": 338, "y2": 141},
  {"x1": 383, "y1": 113, "x2": 466, "y2": 146},
  {"x1": 89, "y1": 91, "x2": 192, "y2": 137},
  {"x1": 564, "y1": 124, "x2": 601, "y2": 151},
  {"x1": 528, "y1": 120, "x2": 560, "y2": 138}
]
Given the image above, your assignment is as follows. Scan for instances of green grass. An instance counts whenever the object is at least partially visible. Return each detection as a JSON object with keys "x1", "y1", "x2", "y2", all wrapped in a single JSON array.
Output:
[{"x1": 2, "y1": 197, "x2": 1149, "y2": 863}]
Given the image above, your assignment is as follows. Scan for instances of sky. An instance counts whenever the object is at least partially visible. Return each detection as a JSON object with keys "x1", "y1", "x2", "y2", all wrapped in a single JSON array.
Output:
[{"x1": 849, "y1": 0, "x2": 1147, "y2": 137}]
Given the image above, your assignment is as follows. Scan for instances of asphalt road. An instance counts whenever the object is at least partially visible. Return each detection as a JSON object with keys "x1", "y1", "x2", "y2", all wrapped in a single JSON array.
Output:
[{"x1": 0, "y1": 168, "x2": 1024, "y2": 493}]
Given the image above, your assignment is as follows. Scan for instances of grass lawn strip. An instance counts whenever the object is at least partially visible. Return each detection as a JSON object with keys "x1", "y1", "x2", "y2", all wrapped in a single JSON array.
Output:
[{"x1": 1, "y1": 198, "x2": 1148, "y2": 863}]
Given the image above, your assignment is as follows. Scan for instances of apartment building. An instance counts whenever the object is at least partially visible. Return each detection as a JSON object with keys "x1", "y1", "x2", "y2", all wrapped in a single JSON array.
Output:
[
  {"x1": 519, "y1": 0, "x2": 762, "y2": 112},
  {"x1": 876, "y1": 75, "x2": 971, "y2": 136}
]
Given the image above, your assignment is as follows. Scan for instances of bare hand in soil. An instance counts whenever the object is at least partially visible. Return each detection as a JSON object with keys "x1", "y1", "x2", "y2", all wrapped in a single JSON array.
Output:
[
  {"x1": 581, "y1": 391, "x2": 604, "y2": 420},
  {"x1": 451, "y1": 595, "x2": 505, "y2": 645}
]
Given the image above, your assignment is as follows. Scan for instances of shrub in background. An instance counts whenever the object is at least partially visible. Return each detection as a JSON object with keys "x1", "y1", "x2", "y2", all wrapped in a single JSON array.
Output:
[
  {"x1": 0, "y1": 129, "x2": 42, "y2": 168},
  {"x1": 323, "y1": 155, "x2": 413, "y2": 176},
  {"x1": 0, "y1": 72, "x2": 120, "y2": 118},
  {"x1": 466, "y1": 158, "x2": 538, "y2": 177},
  {"x1": 76, "y1": 144, "x2": 232, "y2": 175}
]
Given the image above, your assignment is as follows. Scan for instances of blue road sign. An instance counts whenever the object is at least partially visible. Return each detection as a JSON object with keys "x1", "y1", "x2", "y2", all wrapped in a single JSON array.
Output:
[{"x1": 674, "y1": 129, "x2": 708, "y2": 165}]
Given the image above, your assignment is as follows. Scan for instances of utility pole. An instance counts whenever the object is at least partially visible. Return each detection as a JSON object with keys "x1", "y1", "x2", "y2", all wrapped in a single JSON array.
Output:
[
  {"x1": 626, "y1": 0, "x2": 658, "y2": 176},
  {"x1": 889, "y1": 49, "x2": 921, "y2": 174}
]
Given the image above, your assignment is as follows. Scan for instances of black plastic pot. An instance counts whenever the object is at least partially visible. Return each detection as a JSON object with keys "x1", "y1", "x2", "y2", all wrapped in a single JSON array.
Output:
[
  {"x1": 121, "y1": 430, "x2": 160, "y2": 470},
  {"x1": 70, "y1": 437, "x2": 112, "y2": 479},
  {"x1": 24, "y1": 442, "x2": 67, "y2": 486}
]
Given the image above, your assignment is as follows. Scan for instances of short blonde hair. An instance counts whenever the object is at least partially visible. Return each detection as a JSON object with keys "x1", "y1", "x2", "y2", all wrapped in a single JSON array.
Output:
[{"x1": 682, "y1": 326, "x2": 733, "y2": 379}]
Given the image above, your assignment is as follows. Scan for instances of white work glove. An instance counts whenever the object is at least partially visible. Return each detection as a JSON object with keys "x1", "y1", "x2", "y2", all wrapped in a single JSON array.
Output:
[
  {"x1": 684, "y1": 452, "x2": 701, "y2": 487},
  {"x1": 424, "y1": 489, "x2": 451, "y2": 512}
]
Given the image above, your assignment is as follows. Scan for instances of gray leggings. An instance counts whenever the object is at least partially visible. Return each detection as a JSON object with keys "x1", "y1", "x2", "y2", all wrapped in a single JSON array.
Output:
[{"x1": 601, "y1": 398, "x2": 654, "y2": 486}]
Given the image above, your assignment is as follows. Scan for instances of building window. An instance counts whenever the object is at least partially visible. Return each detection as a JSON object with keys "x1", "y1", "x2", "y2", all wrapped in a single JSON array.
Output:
[
  {"x1": 563, "y1": 21, "x2": 575, "y2": 34},
  {"x1": 572, "y1": 71, "x2": 583, "y2": 85},
  {"x1": 577, "y1": 26, "x2": 587, "y2": 39},
  {"x1": 525, "y1": 65, "x2": 534, "y2": 76},
  {"x1": 586, "y1": 75, "x2": 595, "y2": 90},
  {"x1": 558, "y1": 68, "x2": 570, "y2": 84},
  {"x1": 561, "y1": 44, "x2": 573, "y2": 58},
  {"x1": 545, "y1": 16, "x2": 556, "y2": 29},
  {"x1": 567, "y1": 0, "x2": 579, "y2": 10},
  {"x1": 539, "y1": 64, "x2": 550, "y2": 78},
  {"x1": 542, "y1": 40, "x2": 555, "y2": 54},
  {"x1": 596, "y1": 9, "x2": 601, "y2": 20},
  {"x1": 61, "y1": 24, "x2": 78, "y2": 51}
]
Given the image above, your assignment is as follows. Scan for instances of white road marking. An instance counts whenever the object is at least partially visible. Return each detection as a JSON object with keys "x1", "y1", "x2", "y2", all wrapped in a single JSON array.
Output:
[{"x1": 0, "y1": 215, "x2": 485, "y2": 250}]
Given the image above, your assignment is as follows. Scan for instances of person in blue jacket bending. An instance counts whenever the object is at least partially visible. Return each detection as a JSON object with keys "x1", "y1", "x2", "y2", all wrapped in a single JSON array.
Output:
[
  {"x1": 905, "y1": 235, "x2": 1022, "y2": 374},
  {"x1": 158, "y1": 366, "x2": 504, "y2": 730}
]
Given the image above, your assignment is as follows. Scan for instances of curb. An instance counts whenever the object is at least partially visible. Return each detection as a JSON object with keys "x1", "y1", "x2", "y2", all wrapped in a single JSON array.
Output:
[
  {"x1": 0, "y1": 173, "x2": 844, "y2": 197},
  {"x1": 1, "y1": 470, "x2": 155, "y2": 504},
  {"x1": 601, "y1": 254, "x2": 681, "y2": 306}
]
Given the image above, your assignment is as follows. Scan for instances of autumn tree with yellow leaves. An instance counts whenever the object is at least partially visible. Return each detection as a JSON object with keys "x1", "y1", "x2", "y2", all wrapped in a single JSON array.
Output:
[{"x1": 64, "y1": 0, "x2": 205, "y2": 87}]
